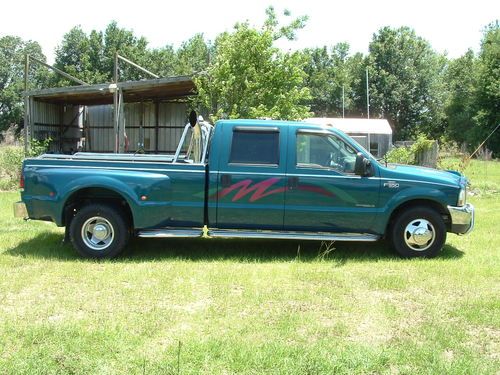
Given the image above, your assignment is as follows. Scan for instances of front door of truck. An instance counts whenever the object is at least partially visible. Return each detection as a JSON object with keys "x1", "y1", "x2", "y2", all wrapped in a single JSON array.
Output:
[
  {"x1": 215, "y1": 124, "x2": 287, "y2": 230},
  {"x1": 284, "y1": 128, "x2": 380, "y2": 233}
]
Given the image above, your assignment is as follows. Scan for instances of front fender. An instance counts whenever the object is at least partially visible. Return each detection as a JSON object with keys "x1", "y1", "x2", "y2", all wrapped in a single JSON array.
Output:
[{"x1": 374, "y1": 185, "x2": 453, "y2": 234}]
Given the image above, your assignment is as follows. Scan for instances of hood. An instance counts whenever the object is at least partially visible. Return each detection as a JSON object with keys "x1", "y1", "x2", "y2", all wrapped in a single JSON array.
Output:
[{"x1": 383, "y1": 164, "x2": 465, "y2": 187}]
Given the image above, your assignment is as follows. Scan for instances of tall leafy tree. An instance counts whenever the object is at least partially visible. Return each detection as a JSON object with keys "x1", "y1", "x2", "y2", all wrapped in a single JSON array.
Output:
[
  {"x1": 195, "y1": 7, "x2": 311, "y2": 120},
  {"x1": 367, "y1": 26, "x2": 445, "y2": 139},
  {"x1": 444, "y1": 50, "x2": 478, "y2": 146},
  {"x1": 0, "y1": 36, "x2": 48, "y2": 132},
  {"x1": 473, "y1": 21, "x2": 500, "y2": 154},
  {"x1": 175, "y1": 33, "x2": 212, "y2": 75},
  {"x1": 54, "y1": 21, "x2": 154, "y2": 85},
  {"x1": 303, "y1": 43, "x2": 354, "y2": 117}
]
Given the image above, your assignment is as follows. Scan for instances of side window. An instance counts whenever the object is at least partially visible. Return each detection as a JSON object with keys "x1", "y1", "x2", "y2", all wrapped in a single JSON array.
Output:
[
  {"x1": 370, "y1": 141, "x2": 379, "y2": 157},
  {"x1": 229, "y1": 129, "x2": 279, "y2": 165},
  {"x1": 296, "y1": 133, "x2": 357, "y2": 173}
]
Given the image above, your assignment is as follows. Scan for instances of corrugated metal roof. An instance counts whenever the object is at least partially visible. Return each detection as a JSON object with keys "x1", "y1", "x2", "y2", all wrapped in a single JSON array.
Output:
[
  {"x1": 26, "y1": 76, "x2": 196, "y2": 105},
  {"x1": 305, "y1": 118, "x2": 393, "y2": 135}
]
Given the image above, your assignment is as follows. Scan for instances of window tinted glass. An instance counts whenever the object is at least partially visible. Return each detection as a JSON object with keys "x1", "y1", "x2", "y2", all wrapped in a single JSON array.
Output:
[
  {"x1": 296, "y1": 133, "x2": 356, "y2": 173},
  {"x1": 229, "y1": 130, "x2": 279, "y2": 165},
  {"x1": 370, "y1": 142, "x2": 379, "y2": 156}
]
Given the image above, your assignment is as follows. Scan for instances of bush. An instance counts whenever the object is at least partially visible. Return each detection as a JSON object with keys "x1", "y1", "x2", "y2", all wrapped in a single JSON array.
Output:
[
  {"x1": 0, "y1": 146, "x2": 24, "y2": 190},
  {"x1": 385, "y1": 146, "x2": 414, "y2": 164},
  {"x1": 386, "y1": 135, "x2": 436, "y2": 165},
  {"x1": 0, "y1": 138, "x2": 51, "y2": 191}
]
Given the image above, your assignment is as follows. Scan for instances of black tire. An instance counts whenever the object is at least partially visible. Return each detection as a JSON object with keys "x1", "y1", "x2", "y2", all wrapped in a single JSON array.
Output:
[
  {"x1": 69, "y1": 204, "x2": 129, "y2": 258},
  {"x1": 390, "y1": 206, "x2": 446, "y2": 258}
]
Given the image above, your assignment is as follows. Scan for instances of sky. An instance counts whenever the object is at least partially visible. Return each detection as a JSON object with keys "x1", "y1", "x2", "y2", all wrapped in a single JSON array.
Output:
[{"x1": 1, "y1": 0, "x2": 498, "y2": 64}]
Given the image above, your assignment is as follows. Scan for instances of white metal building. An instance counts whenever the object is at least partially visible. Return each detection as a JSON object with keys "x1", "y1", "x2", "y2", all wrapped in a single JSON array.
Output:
[{"x1": 305, "y1": 118, "x2": 393, "y2": 157}]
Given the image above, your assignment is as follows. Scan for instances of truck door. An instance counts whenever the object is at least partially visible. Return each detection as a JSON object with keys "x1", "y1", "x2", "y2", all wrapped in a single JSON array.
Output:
[
  {"x1": 284, "y1": 127, "x2": 380, "y2": 233},
  {"x1": 215, "y1": 124, "x2": 287, "y2": 230}
]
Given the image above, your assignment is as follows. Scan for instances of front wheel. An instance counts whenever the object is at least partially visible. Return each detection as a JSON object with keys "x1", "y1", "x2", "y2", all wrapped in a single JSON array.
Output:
[
  {"x1": 390, "y1": 207, "x2": 446, "y2": 258},
  {"x1": 69, "y1": 204, "x2": 129, "y2": 258}
]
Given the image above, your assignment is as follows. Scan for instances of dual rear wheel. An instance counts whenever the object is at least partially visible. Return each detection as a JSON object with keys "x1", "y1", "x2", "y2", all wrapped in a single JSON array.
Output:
[{"x1": 69, "y1": 204, "x2": 129, "y2": 258}]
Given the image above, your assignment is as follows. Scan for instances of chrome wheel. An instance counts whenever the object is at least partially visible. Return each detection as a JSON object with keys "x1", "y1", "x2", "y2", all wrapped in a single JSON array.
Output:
[
  {"x1": 81, "y1": 216, "x2": 114, "y2": 251},
  {"x1": 404, "y1": 219, "x2": 435, "y2": 251}
]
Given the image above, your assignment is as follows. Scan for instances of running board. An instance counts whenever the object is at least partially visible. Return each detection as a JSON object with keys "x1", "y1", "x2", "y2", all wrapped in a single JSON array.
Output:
[
  {"x1": 208, "y1": 229, "x2": 380, "y2": 242},
  {"x1": 138, "y1": 229, "x2": 203, "y2": 238}
]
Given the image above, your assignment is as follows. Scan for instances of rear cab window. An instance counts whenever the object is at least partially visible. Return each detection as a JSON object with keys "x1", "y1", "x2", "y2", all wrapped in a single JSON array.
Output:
[{"x1": 229, "y1": 127, "x2": 280, "y2": 166}]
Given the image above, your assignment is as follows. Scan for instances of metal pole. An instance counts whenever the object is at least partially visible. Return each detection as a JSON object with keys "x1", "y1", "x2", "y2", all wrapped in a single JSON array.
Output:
[
  {"x1": 342, "y1": 85, "x2": 345, "y2": 118},
  {"x1": 28, "y1": 55, "x2": 88, "y2": 85},
  {"x1": 117, "y1": 54, "x2": 159, "y2": 79},
  {"x1": 113, "y1": 52, "x2": 119, "y2": 153},
  {"x1": 24, "y1": 54, "x2": 29, "y2": 155},
  {"x1": 118, "y1": 89, "x2": 125, "y2": 153},
  {"x1": 366, "y1": 68, "x2": 370, "y2": 119}
]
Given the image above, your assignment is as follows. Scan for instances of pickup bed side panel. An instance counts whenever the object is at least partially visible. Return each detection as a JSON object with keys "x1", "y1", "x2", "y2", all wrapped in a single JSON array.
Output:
[{"x1": 22, "y1": 160, "x2": 206, "y2": 229}]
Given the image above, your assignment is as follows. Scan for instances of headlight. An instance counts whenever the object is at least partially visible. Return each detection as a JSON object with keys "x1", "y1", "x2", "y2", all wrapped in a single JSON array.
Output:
[{"x1": 458, "y1": 187, "x2": 466, "y2": 206}]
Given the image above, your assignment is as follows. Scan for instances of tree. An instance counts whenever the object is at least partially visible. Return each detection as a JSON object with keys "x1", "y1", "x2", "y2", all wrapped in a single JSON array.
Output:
[
  {"x1": 175, "y1": 33, "x2": 212, "y2": 75},
  {"x1": 0, "y1": 36, "x2": 48, "y2": 132},
  {"x1": 303, "y1": 43, "x2": 355, "y2": 117},
  {"x1": 367, "y1": 26, "x2": 446, "y2": 140},
  {"x1": 443, "y1": 50, "x2": 478, "y2": 146},
  {"x1": 54, "y1": 22, "x2": 154, "y2": 85},
  {"x1": 53, "y1": 26, "x2": 107, "y2": 85},
  {"x1": 195, "y1": 7, "x2": 311, "y2": 121},
  {"x1": 473, "y1": 21, "x2": 500, "y2": 155}
]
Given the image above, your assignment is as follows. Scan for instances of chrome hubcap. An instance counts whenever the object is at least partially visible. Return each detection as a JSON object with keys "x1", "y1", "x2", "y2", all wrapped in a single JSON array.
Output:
[
  {"x1": 404, "y1": 219, "x2": 435, "y2": 251},
  {"x1": 81, "y1": 216, "x2": 114, "y2": 251}
]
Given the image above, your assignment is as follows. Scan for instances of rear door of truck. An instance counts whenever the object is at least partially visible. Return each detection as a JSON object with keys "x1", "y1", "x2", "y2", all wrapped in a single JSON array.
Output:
[{"x1": 213, "y1": 122, "x2": 287, "y2": 230}]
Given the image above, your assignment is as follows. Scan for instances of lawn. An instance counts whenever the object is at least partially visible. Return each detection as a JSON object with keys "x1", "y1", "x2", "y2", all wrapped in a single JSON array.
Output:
[{"x1": 0, "y1": 160, "x2": 498, "y2": 374}]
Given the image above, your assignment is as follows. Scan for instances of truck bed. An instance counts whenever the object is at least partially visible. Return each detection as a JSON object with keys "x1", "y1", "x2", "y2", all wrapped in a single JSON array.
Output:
[{"x1": 21, "y1": 154, "x2": 208, "y2": 229}]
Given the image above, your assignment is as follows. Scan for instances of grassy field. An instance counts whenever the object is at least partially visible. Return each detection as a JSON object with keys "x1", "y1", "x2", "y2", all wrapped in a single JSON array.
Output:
[{"x1": 0, "y1": 160, "x2": 498, "y2": 374}]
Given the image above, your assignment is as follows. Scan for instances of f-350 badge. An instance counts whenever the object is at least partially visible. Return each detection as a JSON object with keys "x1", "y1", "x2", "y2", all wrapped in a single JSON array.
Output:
[{"x1": 384, "y1": 181, "x2": 400, "y2": 189}]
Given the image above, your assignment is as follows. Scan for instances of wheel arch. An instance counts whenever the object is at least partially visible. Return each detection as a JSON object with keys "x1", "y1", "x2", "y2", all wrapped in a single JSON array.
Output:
[
  {"x1": 62, "y1": 186, "x2": 134, "y2": 230},
  {"x1": 386, "y1": 198, "x2": 451, "y2": 235}
]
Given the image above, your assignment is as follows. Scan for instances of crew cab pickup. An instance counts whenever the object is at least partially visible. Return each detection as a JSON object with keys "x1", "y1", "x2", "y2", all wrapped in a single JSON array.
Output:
[{"x1": 14, "y1": 118, "x2": 474, "y2": 258}]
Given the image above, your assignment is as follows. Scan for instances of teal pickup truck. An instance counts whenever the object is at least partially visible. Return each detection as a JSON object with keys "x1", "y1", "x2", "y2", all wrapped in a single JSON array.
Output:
[{"x1": 14, "y1": 117, "x2": 474, "y2": 258}]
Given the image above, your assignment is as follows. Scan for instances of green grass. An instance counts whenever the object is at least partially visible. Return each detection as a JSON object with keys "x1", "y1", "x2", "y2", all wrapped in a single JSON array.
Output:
[{"x1": 0, "y1": 160, "x2": 499, "y2": 374}]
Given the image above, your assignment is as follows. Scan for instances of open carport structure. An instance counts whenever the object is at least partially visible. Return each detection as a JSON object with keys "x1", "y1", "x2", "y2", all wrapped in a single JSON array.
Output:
[{"x1": 24, "y1": 76, "x2": 196, "y2": 154}]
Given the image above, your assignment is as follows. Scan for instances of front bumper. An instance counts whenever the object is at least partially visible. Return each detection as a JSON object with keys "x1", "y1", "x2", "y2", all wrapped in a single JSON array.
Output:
[
  {"x1": 13, "y1": 201, "x2": 28, "y2": 219},
  {"x1": 448, "y1": 203, "x2": 475, "y2": 235}
]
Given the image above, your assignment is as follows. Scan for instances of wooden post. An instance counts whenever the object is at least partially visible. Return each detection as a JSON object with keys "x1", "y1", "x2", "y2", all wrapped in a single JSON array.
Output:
[
  {"x1": 155, "y1": 101, "x2": 159, "y2": 154},
  {"x1": 24, "y1": 54, "x2": 29, "y2": 155},
  {"x1": 113, "y1": 52, "x2": 119, "y2": 153},
  {"x1": 118, "y1": 89, "x2": 125, "y2": 153},
  {"x1": 117, "y1": 54, "x2": 159, "y2": 79}
]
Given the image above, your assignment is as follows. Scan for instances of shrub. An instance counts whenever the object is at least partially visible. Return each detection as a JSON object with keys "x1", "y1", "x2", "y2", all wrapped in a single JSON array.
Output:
[
  {"x1": 385, "y1": 134, "x2": 436, "y2": 165},
  {"x1": 0, "y1": 146, "x2": 24, "y2": 190},
  {"x1": 0, "y1": 138, "x2": 51, "y2": 191}
]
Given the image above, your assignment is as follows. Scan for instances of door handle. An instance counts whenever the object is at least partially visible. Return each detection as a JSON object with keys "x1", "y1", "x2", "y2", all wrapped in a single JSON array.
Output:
[
  {"x1": 288, "y1": 176, "x2": 299, "y2": 189},
  {"x1": 221, "y1": 174, "x2": 232, "y2": 188}
]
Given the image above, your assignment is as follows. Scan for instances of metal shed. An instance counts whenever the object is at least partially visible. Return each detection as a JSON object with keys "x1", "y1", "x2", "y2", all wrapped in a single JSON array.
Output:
[
  {"x1": 305, "y1": 118, "x2": 393, "y2": 158},
  {"x1": 24, "y1": 76, "x2": 196, "y2": 154}
]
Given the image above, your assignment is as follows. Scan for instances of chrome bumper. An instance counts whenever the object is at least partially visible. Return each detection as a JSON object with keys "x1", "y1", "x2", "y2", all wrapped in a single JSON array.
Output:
[
  {"x1": 13, "y1": 201, "x2": 28, "y2": 219},
  {"x1": 448, "y1": 203, "x2": 474, "y2": 235}
]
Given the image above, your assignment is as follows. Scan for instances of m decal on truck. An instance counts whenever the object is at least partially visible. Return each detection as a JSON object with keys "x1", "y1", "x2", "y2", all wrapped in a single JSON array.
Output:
[{"x1": 215, "y1": 178, "x2": 286, "y2": 202}]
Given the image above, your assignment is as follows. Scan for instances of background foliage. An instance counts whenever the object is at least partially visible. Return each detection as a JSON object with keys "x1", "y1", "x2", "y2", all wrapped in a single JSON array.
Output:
[{"x1": 0, "y1": 10, "x2": 498, "y2": 154}]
